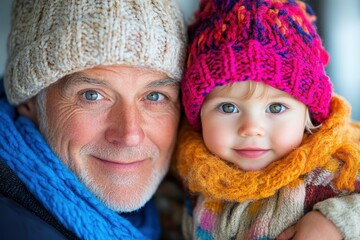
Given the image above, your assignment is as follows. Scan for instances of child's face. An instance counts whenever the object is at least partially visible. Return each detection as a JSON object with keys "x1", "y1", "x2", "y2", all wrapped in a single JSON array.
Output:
[{"x1": 201, "y1": 81, "x2": 307, "y2": 171}]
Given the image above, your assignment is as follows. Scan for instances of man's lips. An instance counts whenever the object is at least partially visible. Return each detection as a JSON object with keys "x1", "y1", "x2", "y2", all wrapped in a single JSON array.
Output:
[
  {"x1": 92, "y1": 156, "x2": 148, "y2": 171},
  {"x1": 234, "y1": 148, "x2": 269, "y2": 159}
]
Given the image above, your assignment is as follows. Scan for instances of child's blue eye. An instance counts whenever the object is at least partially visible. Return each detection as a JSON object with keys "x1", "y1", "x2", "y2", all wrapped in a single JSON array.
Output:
[
  {"x1": 219, "y1": 103, "x2": 239, "y2": 113},
  {"x1": 267, "y1": 103, "x2": 286, "y2": 113}
]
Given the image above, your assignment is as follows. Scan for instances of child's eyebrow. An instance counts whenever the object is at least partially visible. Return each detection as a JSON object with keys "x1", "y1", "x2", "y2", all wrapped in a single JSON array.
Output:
[{"x1": 268, "y1": 92, "x2": 293, "y2": 99}]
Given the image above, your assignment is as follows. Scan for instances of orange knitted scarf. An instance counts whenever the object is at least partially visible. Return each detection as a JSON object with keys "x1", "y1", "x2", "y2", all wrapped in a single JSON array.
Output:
[{"x1": 175, "y1": 96, "x2": 360, "y2": 202}]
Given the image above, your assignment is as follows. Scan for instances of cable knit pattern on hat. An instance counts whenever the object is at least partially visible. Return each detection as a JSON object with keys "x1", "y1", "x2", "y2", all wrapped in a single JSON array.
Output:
[
  {"x1": 5, "y1": 0, "x2": 187, "y2": 105},
  {"x1": 181, "y1": 0, "x2": 332, "y2": 130}
]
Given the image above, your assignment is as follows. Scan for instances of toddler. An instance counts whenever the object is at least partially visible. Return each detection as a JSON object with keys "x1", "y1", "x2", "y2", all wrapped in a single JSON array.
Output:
[{"x1": 176, "y1": 0, "x2": 360, "y2": 239}]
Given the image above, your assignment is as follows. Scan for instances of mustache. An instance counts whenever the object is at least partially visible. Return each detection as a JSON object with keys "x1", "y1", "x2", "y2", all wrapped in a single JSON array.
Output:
[{"x1": 80, "y1": 144, "x2": 159, "y2": 161}]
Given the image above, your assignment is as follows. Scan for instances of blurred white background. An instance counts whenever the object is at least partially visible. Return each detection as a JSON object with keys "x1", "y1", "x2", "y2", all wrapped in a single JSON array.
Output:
[{"x1": 1, "y1": 0, "x2": 359, "y2": 120}]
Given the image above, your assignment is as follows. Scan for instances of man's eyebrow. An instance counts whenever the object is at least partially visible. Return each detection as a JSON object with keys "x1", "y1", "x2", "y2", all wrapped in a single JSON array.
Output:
[
  {"x1": 60, "y1": 73, "x2": 178, "y2": 91},
  {"x1": 145, "y1": 78, "x2": 179, "y2": 88},
  {"x1": 61, "y1": 73, "x2": 106, "y2": 91}
]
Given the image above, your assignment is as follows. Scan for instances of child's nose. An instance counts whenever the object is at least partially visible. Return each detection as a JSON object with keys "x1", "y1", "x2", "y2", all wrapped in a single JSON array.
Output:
[{"x1": 237, "y1": 115, "x2": 265, "y2": 137}]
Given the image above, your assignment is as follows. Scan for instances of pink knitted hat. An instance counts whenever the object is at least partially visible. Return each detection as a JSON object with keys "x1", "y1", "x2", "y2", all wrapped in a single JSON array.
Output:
[{"x1": 181, "y1": 0, "x2": 332, "y2": 131}]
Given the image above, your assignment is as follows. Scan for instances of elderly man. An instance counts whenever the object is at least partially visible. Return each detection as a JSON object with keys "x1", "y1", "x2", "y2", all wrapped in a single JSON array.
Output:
[{"x1": 0, "y1": 0, "x2": 186, "y2": 239}]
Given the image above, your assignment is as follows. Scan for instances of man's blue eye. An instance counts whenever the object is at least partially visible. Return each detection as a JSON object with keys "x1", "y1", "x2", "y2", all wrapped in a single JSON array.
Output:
[
  {"x1": 82, "y1": 90, "x2": 103, "y2": 101},
  {"x1": 146, "y1": 92, "x2": 165, "y2": 101},
  {"x1": 267, "y1": 103, "x2": 286, "y2": 113},
  {"x1": 219, "y1": 103, "x2": 238, "y2": 113}
]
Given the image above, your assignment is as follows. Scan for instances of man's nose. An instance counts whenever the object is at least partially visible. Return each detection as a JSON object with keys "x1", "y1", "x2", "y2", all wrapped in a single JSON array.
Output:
[{"x1": 105, "y1": 102, "x2": 145, "y2": 146}]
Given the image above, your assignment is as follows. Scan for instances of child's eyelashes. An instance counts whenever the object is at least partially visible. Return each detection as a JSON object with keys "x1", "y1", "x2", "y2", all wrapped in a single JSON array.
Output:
[
  {"x1": 216, "y1": 102, "x2": 289, "y2": 114},
  {"x1": 218, "y1": 102, "x2": 239, "y2": 113},
  {"x1": 266, "y1": 103, "x2": 288, "y2": 114}
]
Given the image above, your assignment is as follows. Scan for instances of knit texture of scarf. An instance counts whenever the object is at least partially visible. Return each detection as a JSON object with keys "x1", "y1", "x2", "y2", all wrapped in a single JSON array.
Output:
[
  {"x1": 175, "y1": 96, "x2": 360, "y2": 239},
  {"x1": 0, "y1": 84, "x2": 159, "y2": 239},
  {"x1": 176, "y1": 95, "x2": 360, "y2": 201}
]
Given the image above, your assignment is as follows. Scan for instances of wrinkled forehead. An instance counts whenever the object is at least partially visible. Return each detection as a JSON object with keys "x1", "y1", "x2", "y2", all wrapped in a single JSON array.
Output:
[{"x1": 53, "y1": 65, "x2": 178, "y2": 91}]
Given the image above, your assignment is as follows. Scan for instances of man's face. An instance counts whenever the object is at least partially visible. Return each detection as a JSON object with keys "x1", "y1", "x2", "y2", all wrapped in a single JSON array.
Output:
[{"x1": 38, "y1": 65, "x2": 180, "y2": 212}]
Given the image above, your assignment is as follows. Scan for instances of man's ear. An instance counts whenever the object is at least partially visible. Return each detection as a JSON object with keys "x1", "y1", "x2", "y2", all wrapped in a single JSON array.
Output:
[{"x1": 16, "y1": 98, "x2": 39, "y2": 124}]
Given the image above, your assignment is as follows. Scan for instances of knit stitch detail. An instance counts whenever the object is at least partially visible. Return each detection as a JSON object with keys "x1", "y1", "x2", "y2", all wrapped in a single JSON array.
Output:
[
  {"x1": 0, "y1": 161, "x2": 78, "y2": 239},
  {"x1": 5, "y1": 0, "x2": 187, "y2": 105},
  {"x1": 181, "y1": 0, "x2": 331, "y2": 130}
]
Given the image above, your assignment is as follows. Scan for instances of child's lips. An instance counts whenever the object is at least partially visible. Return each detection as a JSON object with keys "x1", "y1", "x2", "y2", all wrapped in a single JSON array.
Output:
[{"x1": 234, "y1": 148, "x2": 269, "y2": 159}]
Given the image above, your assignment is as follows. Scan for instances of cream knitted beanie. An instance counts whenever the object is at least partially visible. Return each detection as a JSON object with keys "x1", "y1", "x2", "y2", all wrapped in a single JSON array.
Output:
[{"x1": 5, "y1": 0, "x2": 187, "y2": 105}]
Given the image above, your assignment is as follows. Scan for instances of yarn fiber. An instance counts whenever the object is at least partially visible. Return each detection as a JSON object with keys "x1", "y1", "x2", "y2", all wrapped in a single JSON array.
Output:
[
  {"x1": 181, "y1": 0, "x2": 332, "y2": 130},
  {"x1": 5, "y1": 0, "x2": 187, "y2": 105}
]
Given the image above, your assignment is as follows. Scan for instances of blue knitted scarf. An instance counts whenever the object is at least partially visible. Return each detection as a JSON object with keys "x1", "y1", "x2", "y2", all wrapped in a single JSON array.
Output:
[{"x1": 0, "y1": 83, "x2": 160, "y2": 239}]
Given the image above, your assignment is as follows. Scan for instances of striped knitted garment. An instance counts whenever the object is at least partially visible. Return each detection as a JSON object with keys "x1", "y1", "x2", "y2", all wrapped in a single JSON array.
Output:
[{"x1": 175, "y1": 96, "x2": 360, "y2": 239}]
